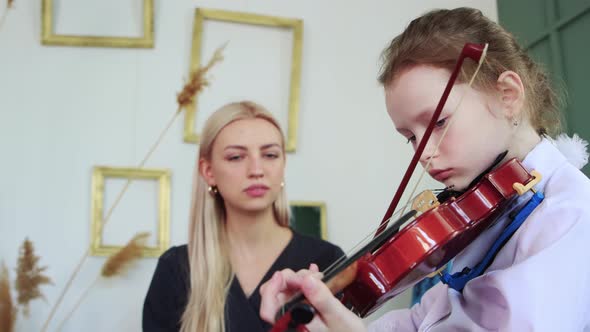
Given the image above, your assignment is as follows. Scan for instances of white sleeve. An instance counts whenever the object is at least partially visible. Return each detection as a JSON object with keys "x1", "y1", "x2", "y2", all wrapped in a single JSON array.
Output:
[
  {"x1": 370, "y1": 206, "x2": 590, "y2": 331},
  {"x1": 368, "y1": 282, "x2": 448, "y2": 332},
  {"x1": 431, "y1": 207, "x2": 590, "y2": 331}
]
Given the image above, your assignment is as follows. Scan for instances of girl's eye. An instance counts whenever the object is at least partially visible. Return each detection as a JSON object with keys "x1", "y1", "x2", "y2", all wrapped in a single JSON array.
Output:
[
  {"x1": 227, "y1": 155, "x2": 243, "y2": 161},
  {"x1": 435, "y1": 117, "x2": 447, "y2": 128},
  {"x1": 406, "y1": 136, "x2": 416, "y2": 144}
]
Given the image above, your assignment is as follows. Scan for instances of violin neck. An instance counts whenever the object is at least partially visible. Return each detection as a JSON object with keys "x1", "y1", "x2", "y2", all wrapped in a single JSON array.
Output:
[{"x1": 279, "y1": 210, "x2": 417, "y2": 316}]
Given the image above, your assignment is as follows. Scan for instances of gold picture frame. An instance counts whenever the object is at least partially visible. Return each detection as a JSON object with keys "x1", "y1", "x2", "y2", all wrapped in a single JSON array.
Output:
[
  {"x1": 184, "y1": 8, "x2": 303, "y2": 152},
  {"x1": 90, "y1": 166, "x2": 170, "y2": 257},
  {"x1": 289, "y1": 201, "x2": 327, "y2": 240},
  {"x1": 41, "y1": 0, "x2": 154, "y2": 48}
]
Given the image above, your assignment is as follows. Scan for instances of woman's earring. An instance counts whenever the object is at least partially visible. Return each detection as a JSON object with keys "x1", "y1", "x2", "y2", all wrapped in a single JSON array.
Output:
[
  {"x1": 208, "y1": 185, "x2": 218, "y2": 196},
  {"x1": 280, "y1": 182, "x2": 285, "y2": 188},
  {"x1": 513, "y1": 119, "x2": 519, "y2": 127}
]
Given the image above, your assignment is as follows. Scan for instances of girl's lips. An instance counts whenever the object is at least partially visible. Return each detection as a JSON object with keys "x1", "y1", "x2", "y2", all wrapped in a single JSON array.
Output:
[{"x1": 429, "y1": 169, "x2": 453, "y2": 182}]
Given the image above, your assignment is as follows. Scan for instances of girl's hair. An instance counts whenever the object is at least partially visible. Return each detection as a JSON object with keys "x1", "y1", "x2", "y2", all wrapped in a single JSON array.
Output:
[
  {"x1": 378, "y1": 7, "x2": 563, "y2": 136},
  {"x1": 180, "y1": 101, "x2": 290, "y2": 332}
]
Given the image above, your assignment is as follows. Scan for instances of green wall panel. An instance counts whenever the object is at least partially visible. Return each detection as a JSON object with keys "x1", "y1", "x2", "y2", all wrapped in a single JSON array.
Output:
[
  {"x1": 561, "y1": 12, "x2": 590, "y2": 174},
  {"x1": 557, "y1": 0, "x2": 590, "y2": 20},
  {"x1": 498, "y1": 0, "x2": 590, "y2": 176},
  {"x1": 528, "y1": 38, "x2": 555, "y2": 78},
  {"x1": 289, "y1": 203, "x2": 326, "y2": 239},
  {"x1": 498, "y1": 0, "x2": 548, "y2": 44}
]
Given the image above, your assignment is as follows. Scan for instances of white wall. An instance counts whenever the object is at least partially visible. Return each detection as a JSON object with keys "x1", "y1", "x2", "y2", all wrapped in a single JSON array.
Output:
[{"x1": 0, "y1": 0, "x2": 497, "y2": 331}]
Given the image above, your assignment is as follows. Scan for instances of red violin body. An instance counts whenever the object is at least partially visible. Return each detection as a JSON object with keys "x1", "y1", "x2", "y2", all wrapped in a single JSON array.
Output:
[{"x1": 340, "y1": 158, "x2": 535, "y2": 317}]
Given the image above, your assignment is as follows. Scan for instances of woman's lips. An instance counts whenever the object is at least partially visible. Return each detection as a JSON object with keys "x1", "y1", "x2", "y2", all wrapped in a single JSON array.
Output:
[{"x1": 244, "y1": 185, "x2": 269, "y2": 197}]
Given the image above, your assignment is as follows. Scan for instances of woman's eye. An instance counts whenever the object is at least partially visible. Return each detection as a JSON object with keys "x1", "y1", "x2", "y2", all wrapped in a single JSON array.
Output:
[
  {"x1": 264, "y1": 153, "x2": 280, "y2": 159},
  {"x1": 227, "y1": 155, "x2": 243, "y2": 161},
  {"x1": 406, "y1": 136, "x2": 416, "y2": 144}
]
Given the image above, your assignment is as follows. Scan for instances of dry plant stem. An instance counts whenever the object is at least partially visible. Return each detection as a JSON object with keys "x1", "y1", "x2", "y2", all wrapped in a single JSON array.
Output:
[
  {"x1": 53, "y1": 232, "x2": 148, "y2": 331},
  {"x1": 41, "y1": 43, "x2": 224, "y2": 331},
  {"x1": 40, "y1": 108, "x2": 182, "y2": 332},
  {"x1": 39, "y1": 248, "x2": 89, "y2": 332},
  {"x1": 0, "y1": 1, "x2": 12, "y2": 31},
  {"x1": 0, "y1": 11, "x2": 8, "y2": 31},
  {"x1": 101, "y1": 108, "x2": 181, "y2": 229},
  {"x1": 53, "y1": 276, "x2": 99, "y2": 332}
]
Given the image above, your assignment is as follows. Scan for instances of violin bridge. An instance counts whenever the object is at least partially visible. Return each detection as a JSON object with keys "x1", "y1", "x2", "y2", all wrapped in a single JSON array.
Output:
[{"x1": 411, "y1": 190, "x2": 440, "y2": 213}]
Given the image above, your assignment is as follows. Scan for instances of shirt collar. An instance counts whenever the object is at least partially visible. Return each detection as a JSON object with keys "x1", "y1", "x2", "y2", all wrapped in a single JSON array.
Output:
[{"x1": 521, "y1": 138, "x2": 566, "y2": 193}]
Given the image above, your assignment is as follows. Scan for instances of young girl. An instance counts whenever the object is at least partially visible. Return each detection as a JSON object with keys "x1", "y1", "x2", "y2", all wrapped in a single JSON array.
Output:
[
  {"x1": 142, "y1": 101, "x2": 343, "y2": 332},
  {"x1": 259, "y1": 7, "x2": 590, "y2": 331}
]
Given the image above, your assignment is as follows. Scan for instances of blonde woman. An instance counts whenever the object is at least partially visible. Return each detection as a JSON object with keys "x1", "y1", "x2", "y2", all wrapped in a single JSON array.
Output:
[{"x1": 142, "y1": 101, "x2": 343, "y2": 332}]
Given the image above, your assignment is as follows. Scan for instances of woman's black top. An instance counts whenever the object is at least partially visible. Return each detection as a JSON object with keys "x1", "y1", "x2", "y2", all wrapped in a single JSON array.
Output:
[{"x1": 142, "y1": 231, "x2": 344, "y2": 331}]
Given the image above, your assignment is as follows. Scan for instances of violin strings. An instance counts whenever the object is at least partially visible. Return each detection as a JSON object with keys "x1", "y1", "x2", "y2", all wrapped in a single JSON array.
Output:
[
  {"x1": 320, "y1": 186, "x2": 452, "y2": 277},
  {"x1": 320, "y1": 193, "x2": 424, "y2": 276},
  {"x1": 321, "y1": 204, "x2": 409, "y2": 275}
]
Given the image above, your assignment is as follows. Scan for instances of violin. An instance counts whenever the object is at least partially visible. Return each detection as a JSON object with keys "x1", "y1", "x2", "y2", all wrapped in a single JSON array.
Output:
[{"x1": 270, "y1": 43, "x2": 541, "y2": 331}]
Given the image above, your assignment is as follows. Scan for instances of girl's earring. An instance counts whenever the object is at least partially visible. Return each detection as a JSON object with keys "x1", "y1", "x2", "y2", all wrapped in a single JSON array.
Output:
[
  {"x1": 513, "y1": 120, "x2": 519, "y2": 127},
  {"x1": 208, "y1": 185, "x2": 218, "y2": 196}
]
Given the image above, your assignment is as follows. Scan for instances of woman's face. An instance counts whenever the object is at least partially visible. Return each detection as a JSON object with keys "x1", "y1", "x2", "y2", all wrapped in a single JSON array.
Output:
[
  {"x1": 385, "y1": 65, "x2": 514, "y2": 191},
  {"x1": 201, "y1": 118, "x2": 285, "y2": 214}
]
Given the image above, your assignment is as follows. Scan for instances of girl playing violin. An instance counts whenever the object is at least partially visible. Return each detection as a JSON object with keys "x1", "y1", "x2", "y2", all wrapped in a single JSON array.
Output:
[{"x1": 260, "y1": 7, "x2": 590, "y2": 331}]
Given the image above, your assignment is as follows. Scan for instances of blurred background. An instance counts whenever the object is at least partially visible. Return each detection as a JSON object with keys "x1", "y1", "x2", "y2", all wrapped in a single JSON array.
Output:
[{"x1": 0, "y1": 0, "x2": 587, "y2": 331}]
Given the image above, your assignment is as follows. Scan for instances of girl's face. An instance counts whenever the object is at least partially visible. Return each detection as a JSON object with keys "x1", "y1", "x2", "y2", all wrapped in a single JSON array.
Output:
[
  {"x1": 201, "y1": 118, "x2": 285, "y2": 215},
  {"x1": 385, "y1": 65, "x2": 514, "y2": 191}
]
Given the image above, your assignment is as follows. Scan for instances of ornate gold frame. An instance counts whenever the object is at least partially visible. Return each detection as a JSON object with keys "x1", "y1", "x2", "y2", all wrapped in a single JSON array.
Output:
[
  {"x1": 41, "y1": 0, "x2": 154, "y2": 48},
  {"x1": 290, "y1": 201, "x2": 327, "y2": 240},
  {"x1": 184, "y1": 8, "x2": 303, "y2": 152},
  {"x1": 90, "y1": 166, "x2": 170, "y2": 257}
]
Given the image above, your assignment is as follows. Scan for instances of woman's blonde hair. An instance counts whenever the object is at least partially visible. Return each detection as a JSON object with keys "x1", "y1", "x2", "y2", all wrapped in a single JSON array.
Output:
[
  {"x1": 378, "y1": 7, "x2": 563, "y2": 137},
  {"x1": 180, "y1": 101, "x2": 290, "y2": 332}
]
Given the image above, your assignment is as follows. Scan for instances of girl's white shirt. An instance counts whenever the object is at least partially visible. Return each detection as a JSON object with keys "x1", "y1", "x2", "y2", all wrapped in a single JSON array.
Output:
[{"x1": 369, "y1": 134, "x2": 590, "y2": 332}]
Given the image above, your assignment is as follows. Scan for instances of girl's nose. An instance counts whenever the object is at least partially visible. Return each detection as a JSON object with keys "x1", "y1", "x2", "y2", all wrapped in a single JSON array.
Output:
[{"x1": 419, "y1": 136, "x2": 439, "y2": 164}]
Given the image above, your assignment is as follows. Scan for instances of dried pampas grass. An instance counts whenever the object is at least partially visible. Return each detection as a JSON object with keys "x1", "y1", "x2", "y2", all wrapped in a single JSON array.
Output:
[
  {"x1": 102, "y1": 232, "x2": 150, "y2": 277},
  {"x1": 177, "y1": 43, "x2": 226, "y2": 109},
  {"x1": 0, "y1": 262, "x2": 16, "y2": 332},
  {"x1": 15, "y1": 238, "x2": 52, "y2": 317}
]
